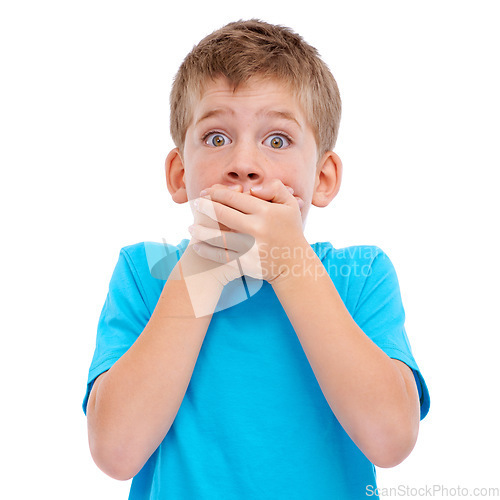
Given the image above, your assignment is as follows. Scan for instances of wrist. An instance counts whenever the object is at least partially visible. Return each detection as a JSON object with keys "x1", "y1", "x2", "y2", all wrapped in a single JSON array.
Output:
[
  {"x1": 170, "y1": 251, "x2": 225, "y2": 318},
  {"x1": 266, "y1": 235, "x2": 314, "y2": 286}
]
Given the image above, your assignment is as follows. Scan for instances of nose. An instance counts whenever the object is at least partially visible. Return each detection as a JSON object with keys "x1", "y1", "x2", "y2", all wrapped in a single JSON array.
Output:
[{"x1": 221, "y1": 142, "x2": 265, "y2": 190}]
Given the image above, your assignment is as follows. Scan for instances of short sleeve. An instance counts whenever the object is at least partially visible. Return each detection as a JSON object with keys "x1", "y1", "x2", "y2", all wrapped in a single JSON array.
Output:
[
  {"x1": 82, "y1": 247, "x2": 152, "y2": 415},
  {"x1": 351, "y1": 248, "x2": 430, "y2": 419}
]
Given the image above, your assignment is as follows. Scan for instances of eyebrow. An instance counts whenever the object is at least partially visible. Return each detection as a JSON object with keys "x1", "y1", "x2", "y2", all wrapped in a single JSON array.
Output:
[
  {"x1": 195, "y1": 108, "x2": 302, "y2": 129},
  {"x1": 265, "y1": 110, "x2": 302, "y2": 130}
]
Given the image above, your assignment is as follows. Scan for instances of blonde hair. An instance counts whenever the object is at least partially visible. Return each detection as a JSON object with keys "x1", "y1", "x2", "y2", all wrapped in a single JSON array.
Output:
[{"x1": 170, "y1": 19, "x2": 341, "y2": 156}]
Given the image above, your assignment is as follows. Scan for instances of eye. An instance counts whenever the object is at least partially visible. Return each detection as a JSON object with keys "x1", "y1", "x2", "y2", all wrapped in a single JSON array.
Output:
[
  {"x1": 264, "y1": 134, "x2": 291, "y2": 149},
  {"x1": 204, "y1": 132, "x2": 231, "y2": 147}
]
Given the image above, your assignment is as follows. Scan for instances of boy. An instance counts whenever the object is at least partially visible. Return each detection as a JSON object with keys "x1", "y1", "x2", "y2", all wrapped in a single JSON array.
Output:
[{"x1": 83, "y1": 19, "x2": 430, "y2": 499}]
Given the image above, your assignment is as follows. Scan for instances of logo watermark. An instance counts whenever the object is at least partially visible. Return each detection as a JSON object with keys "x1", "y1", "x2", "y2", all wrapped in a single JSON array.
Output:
[
  {"x1": 145, "y1": 237, "x2": 384, "y2": 317},
  {"x1": 366, "y1": 484, "x2": 500, "y2": 497}
]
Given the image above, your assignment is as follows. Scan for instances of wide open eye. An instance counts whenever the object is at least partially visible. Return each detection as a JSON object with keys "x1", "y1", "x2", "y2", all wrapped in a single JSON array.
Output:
[
  {"x1": 264, "y1": 134, "x2": 291, "y2": 149},
  {"x1": 204, "y1": 132, "x2": 231, "y2": 147}
]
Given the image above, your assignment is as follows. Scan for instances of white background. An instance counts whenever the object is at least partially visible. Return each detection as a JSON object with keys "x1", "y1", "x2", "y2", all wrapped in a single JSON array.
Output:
[{"x1": 2, "y1": 1, "x2": 499, "y2": 498}]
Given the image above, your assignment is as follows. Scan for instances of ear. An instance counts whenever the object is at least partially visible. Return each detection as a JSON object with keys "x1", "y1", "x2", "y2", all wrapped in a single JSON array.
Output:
[
  {"x1": 311, "y1": 151, "x2": 343, "y2": 208},
  {"x1": 165, "y1": 148, "x2": 188, "y2": 204}
]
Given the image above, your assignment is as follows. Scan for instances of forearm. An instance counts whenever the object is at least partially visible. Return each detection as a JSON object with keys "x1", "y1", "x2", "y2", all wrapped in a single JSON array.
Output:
[
  {"x1": 87, "y1": 257, "x2": 223, "y2": 480},
  {"x1": 270, "y1": 240, "x2": 419, "y2": 467}
]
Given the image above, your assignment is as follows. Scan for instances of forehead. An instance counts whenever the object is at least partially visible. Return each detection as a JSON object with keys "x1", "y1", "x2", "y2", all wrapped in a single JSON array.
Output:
[{"x1": 192, "y1": 76, "x2": 305, "y2": 120}]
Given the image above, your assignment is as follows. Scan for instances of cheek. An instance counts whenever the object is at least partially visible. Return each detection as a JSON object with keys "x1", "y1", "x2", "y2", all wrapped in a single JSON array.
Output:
[
  {"x1": 287, "y1": 164, "x2": 316, "y2": 195},
  {"x1": 182, "y1": 169, "x2": 201, "y2": 200},
  {"x1": 184, "y1": 162, "x2": 219, "y2": 198}
]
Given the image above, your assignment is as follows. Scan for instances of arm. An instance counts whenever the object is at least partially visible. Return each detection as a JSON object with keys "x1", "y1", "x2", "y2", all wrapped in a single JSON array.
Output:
[
  {"x1": 190, "y1": 181, "x2": 421, "y2": 468},
  {"x1": 269, "y1": 242, "x2": 420, "y2": 468},
  {"x1": 86, "y1": 251, "x2": 224, "y2": 481}
]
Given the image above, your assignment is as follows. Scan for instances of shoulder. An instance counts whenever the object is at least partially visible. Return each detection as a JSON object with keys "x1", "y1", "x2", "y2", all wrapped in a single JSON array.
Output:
[
  {"x1": 119, "y1": 239, "x2": 190, "y2": 281},
  {"x1": 111, "y1": 239, "x2": 190, "y2": 311},
  {"x1": 311, "y1": 242, "x2": 399, "y2": 308},
  {"x1": 120, "y1": 239, "x2": 188, "y2": 262}
]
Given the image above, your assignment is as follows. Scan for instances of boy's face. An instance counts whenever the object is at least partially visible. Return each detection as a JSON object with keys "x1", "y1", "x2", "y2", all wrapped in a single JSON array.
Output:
[{"x1": 167, "y1": 76, "x2": 341, "y2": 227}]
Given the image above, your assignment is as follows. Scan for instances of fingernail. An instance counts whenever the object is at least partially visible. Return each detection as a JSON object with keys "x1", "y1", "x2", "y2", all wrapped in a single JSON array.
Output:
[
  {"x1": 188, "y1": 224, "x2": 194, "y2": 234},
  {"x1": 228, "y1": 185, "x2": 240, "y2": 190},
  {"x1": 193, "y1": 199, "x2": 199, "y2": 209},
  {"x1": 286, "y1": 186, "x2": 294, "y2": 194},
  {"x1": 199, "y1": 189, "x2": 209, "y2": 196},
  {"x1": 250, "y1": 185, "x2": 263, "y2": 192}
]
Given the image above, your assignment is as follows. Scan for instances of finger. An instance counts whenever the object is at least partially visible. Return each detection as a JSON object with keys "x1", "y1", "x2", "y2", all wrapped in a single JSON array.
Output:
[
  {"x1": 192, "y1": 240, "x2": 240, "y2": 264},
  {"x1": 199, "y1": 188, "x2": 257, "y2": 215},
  {"x1": 199, "y1": 183, "x2": 243, "y2": 197},
  {"x1": 192, "y1": 210, "x2": 232, "y2": 232},
  {"x1": 192, "y1": 184, "x2": 244, "y2": 230},
  {"x1": 294, "y1": 195, "x2": 305, "y2": 209},
  {"x1": 191, "y1": 208, "x2": 221, "y2": 230},
  {"x1": 191, "y1": 194, "x2": 236, "y2": 232},
  {"x1": 182, "y1": 237, "x2": 227, "y2": 275},
  {"x1": 249, "y1": 179, "x2": 296, "y2": 206},
  {"x1": 193, "y1": 195, "x2": 254, "y2": 234},
  {"x1": 188, "y1": 224, "x2": 255, "y2": 254}
]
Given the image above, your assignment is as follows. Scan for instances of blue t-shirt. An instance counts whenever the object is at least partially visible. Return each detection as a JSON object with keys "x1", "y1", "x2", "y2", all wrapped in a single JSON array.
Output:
[{"x1": 83, "y1": 240, "x2": 430, "y2": 499}]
